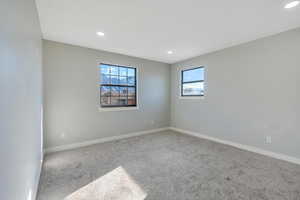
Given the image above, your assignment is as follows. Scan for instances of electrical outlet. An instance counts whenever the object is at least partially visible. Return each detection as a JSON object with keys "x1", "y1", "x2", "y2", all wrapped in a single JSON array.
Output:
[
  {"x1": 151, "y1": 120, "x2": 155, "y2": 125},
  {"x1": 266, "y1": 136, "x2": 272, "y2": 144}
]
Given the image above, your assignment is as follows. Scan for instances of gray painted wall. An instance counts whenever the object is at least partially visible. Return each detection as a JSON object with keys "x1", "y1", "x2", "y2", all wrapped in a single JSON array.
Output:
[
  {"x1": 171, "y1": 28, "x2": 300, "y2": 159},
  {"x1": 0, "y1": 0, "x2": 43, "y2": 200},
  {"x1": 43, "y1": 40, "x2": 170, "y2": 149}
]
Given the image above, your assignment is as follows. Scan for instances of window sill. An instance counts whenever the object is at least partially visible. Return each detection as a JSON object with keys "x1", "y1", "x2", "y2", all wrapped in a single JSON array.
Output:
[
  {"x1": 179, "y1": 96, "x2": 204, "y2": 100},
  {"x1": 98, "y1": 106, "x2": 139, "y2": 112}
]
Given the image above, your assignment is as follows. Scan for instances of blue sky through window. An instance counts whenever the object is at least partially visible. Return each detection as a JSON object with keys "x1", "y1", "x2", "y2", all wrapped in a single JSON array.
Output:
[{"x1": 183, "y1": 67, "x2": 204, "y2": 82}]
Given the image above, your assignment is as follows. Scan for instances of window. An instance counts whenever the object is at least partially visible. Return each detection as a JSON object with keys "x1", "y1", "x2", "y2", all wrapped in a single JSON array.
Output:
[
  {"x1": 181, "y1": 67, "x2": 204, "y2": 96},
  {"x1": 99, "y1": 63, "x2": 137, "y2": 107}
]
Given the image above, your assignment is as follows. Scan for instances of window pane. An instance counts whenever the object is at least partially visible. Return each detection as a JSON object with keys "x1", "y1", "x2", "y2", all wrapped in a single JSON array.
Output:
[
  {"x1": 128, "y1": 87, "x2": 136, "y2": 97},
  {"x1": 101, "y1": 64, "x2": 110, "y2": 75},
  {"x1": 120, "y1": 87, "x2": 127, "y2": 96},
  {"x1": 111, "y1": 97, "x2": 127, "y2": 106},
  {"x1": 183, "y1": 68, "x2": 204, "y2": 82},
  {"x1": 111, "y1": 75, "x2": 119, "y2": 85},
  {"x1": 128, "y1": 68, "x2": 135, "y2": 77},
  {"x1": 101, "y1": 97, "x2": 110, "y2": 106},
  {"x1": 111, "y1": 86, "x2": 120, "y2": 97},
  {"x1": 111, "y1": 97, "x2": 120, "y2": 106},
  {"x1": 101, "y1": 86, "x2": 111, "y2": 97},
  {"x1": 128, "y1": 97, "x2": 136, "y2": 105},
  {"x1": 119, "y1": 97, "x2": 127, "y2": 105},
  {"x1": 119, "y1": 67, "x2": 127, "y2": 76},
  {"x1": 101, "y1": 74, "x2": 110, "y2": 84},
  {"x1": 119, "y1": 76, "x2": 127, "y2": 85},
  {"x1": 182, "y1": 82, "x2": 204, "y2": 96},
  {"x1": 110, "y1": 66, "x2": 119, "y2": 76},
  {"x1": 128, "y1": 76, "x2": 135, "y2": 86},
  {"x1": 100, "y1": 65, "x2": 137, "y2": 108},
  {"x1": 128, "y1": 68, "x2": 135, "y2": 86}
]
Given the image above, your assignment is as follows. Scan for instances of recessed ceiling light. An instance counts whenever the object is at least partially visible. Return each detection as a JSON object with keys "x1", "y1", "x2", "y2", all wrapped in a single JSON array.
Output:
[
  {"x1": 284, "y1": 1, "x2": 299, "y2": 8},
  {"x1": 96, "y1": 32, "x2": 105, "y2": 36},
  {"x1": 167, "y1": 51, "x2": 173, "y2": 54}
]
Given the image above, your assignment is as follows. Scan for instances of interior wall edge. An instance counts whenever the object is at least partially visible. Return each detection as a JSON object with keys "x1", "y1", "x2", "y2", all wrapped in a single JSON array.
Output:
[{"x1": 32, "y1": 160, "x2": 43, "y2": 200}]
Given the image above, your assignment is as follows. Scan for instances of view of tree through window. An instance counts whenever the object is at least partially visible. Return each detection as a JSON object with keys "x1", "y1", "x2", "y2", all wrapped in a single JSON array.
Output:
[
  {"x1": 99, "y1": 64, "x2": 136, "y2": 107},
  {"x1": 181, "y1": 67, "x2": 204, "y2": 96}
]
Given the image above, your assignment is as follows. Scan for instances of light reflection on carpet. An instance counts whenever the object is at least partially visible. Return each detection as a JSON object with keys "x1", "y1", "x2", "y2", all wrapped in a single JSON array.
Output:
[{"x1": 65, "y1": 166, "x2": 147, "y2": 200}]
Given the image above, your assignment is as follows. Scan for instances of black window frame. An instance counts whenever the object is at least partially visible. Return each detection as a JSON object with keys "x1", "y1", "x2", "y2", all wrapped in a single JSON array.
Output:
[
  {"x1": 99, "y1": 63, "x2": 137, "y2": 108},
  {"x1": 181, "y1": 66, "x2": 204, "y2": 97}
]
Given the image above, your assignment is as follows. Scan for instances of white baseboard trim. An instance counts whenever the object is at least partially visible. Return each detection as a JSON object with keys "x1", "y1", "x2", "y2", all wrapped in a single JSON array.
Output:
[
  {"x1": 44, "y1": 126, "x2": 300, "y2": 165},
  {"x1": 44, "y1": 127, "x2": 169, "y2": 154},
  {"x1": 170, "y1": 127, "x2": 300, "y2": 166}
]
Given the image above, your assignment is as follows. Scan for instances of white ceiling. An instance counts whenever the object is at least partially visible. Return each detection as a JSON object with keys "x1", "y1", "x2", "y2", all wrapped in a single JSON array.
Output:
[{"x1": 36, "y1": 0, "x2": 300, "y2": 64}]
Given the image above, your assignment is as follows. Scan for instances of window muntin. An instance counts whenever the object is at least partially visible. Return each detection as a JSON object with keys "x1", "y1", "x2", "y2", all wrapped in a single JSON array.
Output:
[
  {"x1": 99, "y1": 63, "x2": 137, "y2": 107},
  {"x1": 181, "y1": 67, "x2": 204, "y2": 96}
]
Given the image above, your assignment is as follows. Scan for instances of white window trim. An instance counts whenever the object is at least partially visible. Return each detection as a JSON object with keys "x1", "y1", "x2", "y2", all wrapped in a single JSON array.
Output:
[
  {"x1": 179, "y1": 65, "x2": 206, "y2": 100},
  {"x1": 98, "y1": 106, "x2": 139, "y2": 112},
  {"x1": 97, "y1": 61, "x2": 139, "y2": 112},
  {"x1": 179, "y1": 95, "x2": 205, "y2": 100}
]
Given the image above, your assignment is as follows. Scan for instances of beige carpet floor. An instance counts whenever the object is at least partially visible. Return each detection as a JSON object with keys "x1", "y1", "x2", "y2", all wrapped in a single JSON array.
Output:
[{"x1": 37, "y1": 130, "x2": 300, "y2": 200}]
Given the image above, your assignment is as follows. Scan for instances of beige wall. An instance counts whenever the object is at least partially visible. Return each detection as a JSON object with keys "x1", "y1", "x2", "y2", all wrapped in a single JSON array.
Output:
[
  {"x1": 0, "y1": 0, "x2": 43, "y2": 199},
  {"x1": 43, "y1": 40, "x2": 171, "y2": 149},
  {"x1": 171, "y1": 27, "x2": 300, "y2": 159}
]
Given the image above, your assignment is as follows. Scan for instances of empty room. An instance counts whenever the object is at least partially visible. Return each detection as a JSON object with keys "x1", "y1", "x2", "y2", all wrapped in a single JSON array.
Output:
[{"x1": 2, "y1": 0, "x2": 300, "y2": 199}]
